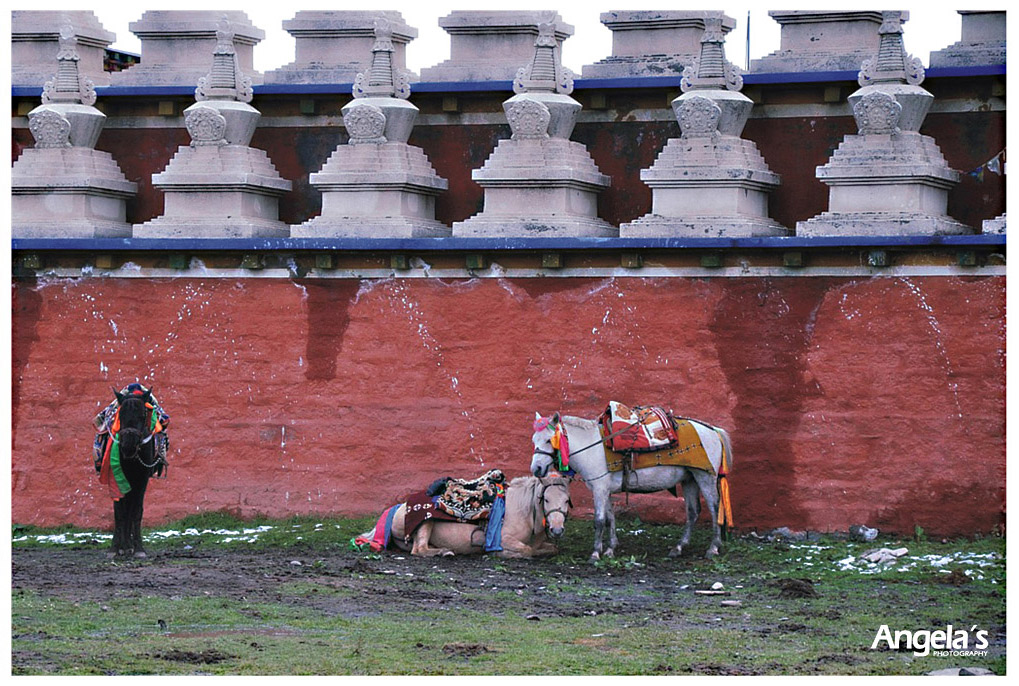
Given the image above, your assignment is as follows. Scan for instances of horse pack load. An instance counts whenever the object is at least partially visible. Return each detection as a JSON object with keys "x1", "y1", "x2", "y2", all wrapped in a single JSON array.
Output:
[
  {"x1": 601, "y1": 402, "x2": 679, "y2": 453},
  {"x1": 600, "y1": 402, "x2": 720, "y2": 475},
  {"x1": 354, "y1": 470, "x2": 572, "y2": 558},
  {"x1": 355, "y1": 470, "x2": 508, "y2": 553}
]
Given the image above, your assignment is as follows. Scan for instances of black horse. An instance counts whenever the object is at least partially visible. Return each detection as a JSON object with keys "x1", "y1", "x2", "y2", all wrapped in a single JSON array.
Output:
[{"x1": 108, "y1": 388, "x2": 163, "y2": 558}]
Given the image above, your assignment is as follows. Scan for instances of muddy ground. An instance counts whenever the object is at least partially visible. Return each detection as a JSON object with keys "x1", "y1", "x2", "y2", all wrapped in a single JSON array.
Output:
[
  {"x1": 13, "y1": 544, "x2": 723, "y2": 622},
  {"x1": 11, "y1": 538, "x2": 1006, "y2": 675}
]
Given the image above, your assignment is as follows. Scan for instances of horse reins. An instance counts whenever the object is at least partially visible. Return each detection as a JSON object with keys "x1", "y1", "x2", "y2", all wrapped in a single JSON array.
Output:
[{"x1": 534, "y1": 419, "x2": 635, "y2": 485}]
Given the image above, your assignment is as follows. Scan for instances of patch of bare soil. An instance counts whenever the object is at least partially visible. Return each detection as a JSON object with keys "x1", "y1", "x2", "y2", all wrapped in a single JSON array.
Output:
[{"x1": 152, "y1": 649, "x2": 233, "y2": 665}]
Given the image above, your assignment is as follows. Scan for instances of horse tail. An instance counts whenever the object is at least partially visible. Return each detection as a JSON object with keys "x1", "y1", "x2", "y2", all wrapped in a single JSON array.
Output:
[{"x1": 712, "y1": 427, "x2": 735, "y2": 535}]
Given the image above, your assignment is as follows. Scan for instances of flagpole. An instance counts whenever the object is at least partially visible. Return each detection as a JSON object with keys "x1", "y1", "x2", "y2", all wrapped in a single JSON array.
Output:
[{"x1": 745, "y1": 11, "x2": 751, "y2": 71}]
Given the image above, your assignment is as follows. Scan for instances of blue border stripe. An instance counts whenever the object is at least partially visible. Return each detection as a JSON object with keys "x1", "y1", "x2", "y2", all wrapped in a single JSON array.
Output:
[
  {"x1": 10, "y1": 65, "x2": 1004, "y2": 99},
  {"x1": 10, "y1": 235, "x2": 1006, "y2": 252}
]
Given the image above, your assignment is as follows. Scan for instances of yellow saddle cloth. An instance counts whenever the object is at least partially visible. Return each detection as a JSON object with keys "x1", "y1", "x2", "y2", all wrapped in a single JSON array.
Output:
[{"x1": 603, "y1": 419, "x2": 715, "y2": 473}]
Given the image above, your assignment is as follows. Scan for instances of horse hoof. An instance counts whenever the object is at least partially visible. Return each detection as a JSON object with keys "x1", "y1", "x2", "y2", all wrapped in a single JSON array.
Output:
[
  {"x1": 589, "y1": 552, "x2": 601, "y2": 563},
  {"x1": 441, "y1": 550, "x2": 455, "y2": 557},
  {"x1": 603, "y1": 549, "x2": 615, "y2": 559},
  {"x1": 669, "y1": 547, "x2": 683, "y2": 558},
  {"x1": 704, "y1": 548, "x2": 719, "y2": 559}
]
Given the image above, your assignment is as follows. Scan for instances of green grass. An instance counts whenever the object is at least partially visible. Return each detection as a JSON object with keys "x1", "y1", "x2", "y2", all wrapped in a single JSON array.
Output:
[{"x1": 12, "y1": 514, "x2": 1005, "y2": 675}]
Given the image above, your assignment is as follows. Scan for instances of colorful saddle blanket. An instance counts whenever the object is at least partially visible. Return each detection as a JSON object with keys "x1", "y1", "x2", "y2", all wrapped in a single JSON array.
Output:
[
  {"x1": 601, "y1": 402, "x2": 678, "y2": 453},
  {"x1": 600, "y1": 403, "x2": 718, "y2": 474},
  {"x1": 430, "y1": 469, "x2": 505, "y2": 520},
  {"x1": 402, "y1": 490, "x2": 485, "y2": 539}
]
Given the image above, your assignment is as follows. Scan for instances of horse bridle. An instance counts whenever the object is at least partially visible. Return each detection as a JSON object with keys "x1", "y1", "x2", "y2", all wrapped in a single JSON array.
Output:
[
  {"x1": 539, "y1": 480, "x2": 572, "y2": 532},
  {"x1": 115, "y1": 399, "x2": 162, "y2": 468},
  {"x1": 532, "y1": 417, "x2": 634, "y2": 481}
]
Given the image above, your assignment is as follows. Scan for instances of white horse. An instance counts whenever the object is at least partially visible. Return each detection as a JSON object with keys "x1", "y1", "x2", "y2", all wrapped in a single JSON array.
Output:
[{"x1": 530, "y1": 412, "x2": 733, "y2": 561}]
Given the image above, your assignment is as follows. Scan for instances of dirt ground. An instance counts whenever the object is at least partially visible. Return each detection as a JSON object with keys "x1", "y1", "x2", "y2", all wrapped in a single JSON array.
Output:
[
  {"x1": 11, "y1": 544, "x2": 708, "y2": 621},
  {"x1": 11, "y1": 538, "x2": 1006, "y2": 675}
]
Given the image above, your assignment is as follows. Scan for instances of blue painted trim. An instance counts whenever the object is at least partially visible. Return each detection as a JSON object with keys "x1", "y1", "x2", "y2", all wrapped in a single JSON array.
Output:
[
  {"x1": 11, "y1": 235, "x2": 1006, "y2": 252},
  {"x1": 12, "y1": 65, "x2": 1003, "y2": 99}
]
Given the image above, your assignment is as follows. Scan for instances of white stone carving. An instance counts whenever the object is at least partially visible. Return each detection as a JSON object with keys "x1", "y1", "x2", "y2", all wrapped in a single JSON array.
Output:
[
  {"x1": 678, "y1": 96, "x2": 722, "y2": 139},
  {"x1": 28, "y1": 109, "x2": 72, "y2": 149},
  {"x1": 506, "y1": 100, "x2": 551, "y2": 140},
  {"x1": 853, "y1": 91, "x2": 902, "y2": 135},
  {"x1": 185, "y1": 106, "x2": 228, "y2": 147},
  {"x1": 352, "y1": 18, "x2": 412, "y2": 100},
  {"x1": 345, "y1": 104, "x2": 388, "y2": 144}
]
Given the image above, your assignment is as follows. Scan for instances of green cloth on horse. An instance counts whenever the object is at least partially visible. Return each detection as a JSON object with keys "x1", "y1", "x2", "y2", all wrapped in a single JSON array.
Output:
[{"x1": 99, "y1": 406, "x2": 160, "y2": 500}]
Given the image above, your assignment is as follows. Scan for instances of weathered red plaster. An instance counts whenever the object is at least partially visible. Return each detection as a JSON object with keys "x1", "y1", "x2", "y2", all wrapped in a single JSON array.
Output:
[{"x1": 10, "y1": 275, "x2": 1004, "y2": 535}]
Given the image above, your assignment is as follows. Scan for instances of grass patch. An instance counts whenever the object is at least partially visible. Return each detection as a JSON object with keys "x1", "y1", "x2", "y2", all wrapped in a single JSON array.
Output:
[{"x1": 12, "y1": 514, "x2": 1005, "y2": 675}]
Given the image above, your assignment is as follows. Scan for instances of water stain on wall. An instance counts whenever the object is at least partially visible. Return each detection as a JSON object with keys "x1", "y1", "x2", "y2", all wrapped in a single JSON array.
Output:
[
  {"x1": 11, "y1": 278, "x2": 42, "y2": 444},
  {"x1": 708, "y1": 278, "x2": 830, "y2": 528},
  {"x1": 300, "y1": 280, "x2": 361, "y2": 381}
]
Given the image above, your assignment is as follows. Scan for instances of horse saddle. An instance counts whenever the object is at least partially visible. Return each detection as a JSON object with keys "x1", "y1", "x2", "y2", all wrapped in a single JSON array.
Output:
[
  {"x1": 426, "y1": 469, "x2": 505, "y2": 520},
  {"x1": 601, "y1": 402, "x2": 679, "y2": 453},
  {"x1": 400, "y1": 469, "x2": 506, "y2": 538},
  {"x1": 600, "y1": 402, "x2": 715, "y2": 474}
]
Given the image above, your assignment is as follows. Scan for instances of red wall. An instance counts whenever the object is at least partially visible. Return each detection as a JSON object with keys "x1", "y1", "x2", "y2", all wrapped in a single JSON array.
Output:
[{"x1": 10, "y1": 275, "x2": 1005, "y2": 535}]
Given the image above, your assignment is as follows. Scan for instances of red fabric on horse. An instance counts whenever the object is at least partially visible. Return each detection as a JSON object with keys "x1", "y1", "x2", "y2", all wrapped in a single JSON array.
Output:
[
  {"x1": 601, "y1": 401, "x2": 678, "y2": 453},
  {"x1": 401, "y1": 491, "x2": 471, "y2": 540}
]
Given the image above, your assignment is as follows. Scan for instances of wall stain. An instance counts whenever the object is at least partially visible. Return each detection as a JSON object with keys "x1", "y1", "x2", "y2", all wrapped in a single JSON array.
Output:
[
  {"x1": 708, "y1": 278, "x2": 830, "y2": 528},
  {"x1": 510, "y1": 277, "x2": 599, "y2": 301},
  {"x1": 11, "y1": 278, "x2": 43, "y2": 445},
  {"x1": 300, "y1": 280, "x2": 361, "y2": 381}
]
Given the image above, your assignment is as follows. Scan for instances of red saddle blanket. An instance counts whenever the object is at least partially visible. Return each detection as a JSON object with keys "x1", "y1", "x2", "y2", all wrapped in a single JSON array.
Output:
[
  {"x1": 402, "y1": 491, "x2": 474, "y2": 539},
  {"x1": 601, "y1": 401, "x2": 678, "y2": 452}
]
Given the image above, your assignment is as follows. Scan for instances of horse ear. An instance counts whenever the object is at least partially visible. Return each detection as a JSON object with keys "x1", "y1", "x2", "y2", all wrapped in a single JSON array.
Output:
[
  {"x1": 552, "y1": 412, "x2": 560, "y2": 424},
  {"x1": 113, "y1": 387, "x2": 125, "y2": 404},
  {"x1": 534, "y1": 411, "x2": 542, "y2": 421},
  {"x1": 143, "y1": 387, "x2": 154, "y2": 403}
]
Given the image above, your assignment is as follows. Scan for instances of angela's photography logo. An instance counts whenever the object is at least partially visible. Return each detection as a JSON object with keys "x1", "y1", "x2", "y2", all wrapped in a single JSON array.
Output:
[{"x1": 871, "y1": 624, "x2": 989, "y2": 657}]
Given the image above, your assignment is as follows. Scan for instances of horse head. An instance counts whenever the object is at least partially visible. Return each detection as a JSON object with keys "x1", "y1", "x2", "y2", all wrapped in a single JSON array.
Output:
[
  {"x1": 114, "y1": 387, "x2": 153, "y2": 462},
  {"x1": 530, "y1": 411, "x2": 560, "y2": 478},
  {"x1": 538, "y1": 472, "x2": 572, "y2": 540}
]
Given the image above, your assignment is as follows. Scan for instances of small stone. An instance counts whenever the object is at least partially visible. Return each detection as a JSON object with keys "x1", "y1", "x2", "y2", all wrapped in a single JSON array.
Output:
[
  {"x1": 525, "y1": 614, "x2": 541, "y2": 621},
  {"x1": 711, "y1": 582, "x2": 724, "y2": 590},
  {"x1": 890, "y1": 547, "x2": 909, "y2": 557},
  {"x1": 849, "y1": 524, "x2": 879, "y2": 542},
  {"x1": 290, "y1": 560, "x2": 303, "y2": 566},
  {"x1": 720, "y1": 600, "x2": 742, "y2": 607}
]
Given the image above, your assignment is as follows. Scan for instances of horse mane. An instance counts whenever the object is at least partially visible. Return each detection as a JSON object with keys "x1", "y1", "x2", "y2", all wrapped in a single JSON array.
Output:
[
  {"x1": 563, "y1": 415, "x2": 599, "y2": 431},
  {"x1": 505, "y1": 475, "x2": 541, "y2": 516}
]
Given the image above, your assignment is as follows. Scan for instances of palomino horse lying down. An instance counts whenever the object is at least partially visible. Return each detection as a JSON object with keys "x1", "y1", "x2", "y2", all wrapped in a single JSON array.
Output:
[{"x1": 357, "y1": 474, "x2": 572, "y2": 558}]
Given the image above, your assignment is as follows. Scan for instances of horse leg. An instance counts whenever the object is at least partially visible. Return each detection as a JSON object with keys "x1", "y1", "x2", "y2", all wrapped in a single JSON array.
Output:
[
  {"x1": 590, "y1": 490, "x2": 614, "y2": 562},
  {"x1": 110, "y1": 500, "x2": 127, "y2": 558},
  {"x1": 669, "y1": 475, "x2": 701, "y2": 558},
  {"x1": 130, "y1": 477, "x2": 150, "y2": 558},
  {"x1": 409, "y1": 522, "x2": 454, "y2": 557},
  {"x1": 605, "y1": 506, "x2": 619, "y2": 557},
  {"x1": 692, "y1": 470, "x2": 723, "y2": 558}
]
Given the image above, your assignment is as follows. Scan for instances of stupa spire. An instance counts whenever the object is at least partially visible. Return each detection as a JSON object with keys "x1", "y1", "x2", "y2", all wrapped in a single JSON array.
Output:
[
  {"x1": 42, "y1": 20, "x2": 96, "y2": 106},
  {"x1": 196, "y1": 16, "x2": 253, "y2": 103}
]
